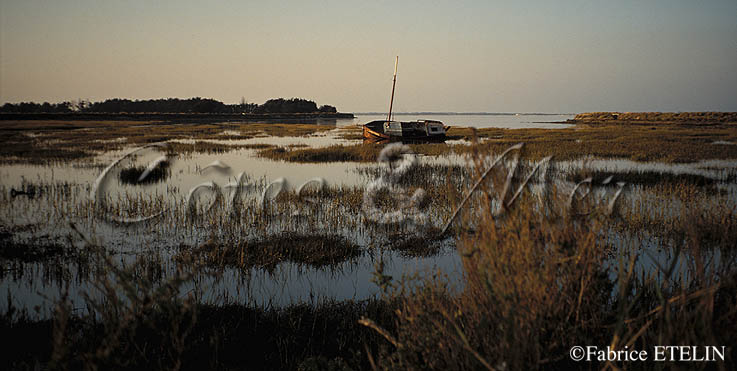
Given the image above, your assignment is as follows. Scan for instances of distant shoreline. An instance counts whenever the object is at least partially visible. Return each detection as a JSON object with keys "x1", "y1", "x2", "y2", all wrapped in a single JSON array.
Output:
[
  {"x1": 0, "y1": 112, "x2": 355, "y2": 122},
  {"x1": 354, "y1": 112, "x2": 572, "y2": 116},
  {"x1": 572, "y1": 112, "x2": 737, "y2": 123}
]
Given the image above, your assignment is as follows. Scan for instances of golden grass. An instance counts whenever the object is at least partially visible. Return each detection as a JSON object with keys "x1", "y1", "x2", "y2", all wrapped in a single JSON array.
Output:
[
  {"x1": 3, "y1": 117, "x2": 737, "y2": 164},
  {"x1": 453, "y1": 122, "x2": 737, "y2": 162},
  {"x1": 2, "y1": 117, "x2": 737, "y2": 369},
  {"x1": 0, "y1": 120, "x2": 334, "y2": 163},
  {"x1": 574, "y1": 111, "x2": 737, "y2": 123},
  {"x1": 257, "y1": 142, "x2": 457, "y2": 163},
  {"x1": 257, "y1": 144, "x2": 383, "y2": 162},
  {"x1": 257, "y1": 121, "x2": 737, "y2": 164},
  {"x1": 357, "y1": 144, "x2": 737, "y2": 369},
  {"x1": 336, "y1": 125, "x2": 364, "y2": 140},
  {"x1": 238, "y1": 122, "x2": 335, "y2": 137},
  {"x1": 615, "y1": 182, "x2": 737, "y2": 247}
]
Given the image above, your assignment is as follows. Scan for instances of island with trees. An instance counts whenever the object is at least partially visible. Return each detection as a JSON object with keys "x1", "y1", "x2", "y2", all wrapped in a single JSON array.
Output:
[{"x1": 0, "y1": 97, "x2": 352, "y2": 121}]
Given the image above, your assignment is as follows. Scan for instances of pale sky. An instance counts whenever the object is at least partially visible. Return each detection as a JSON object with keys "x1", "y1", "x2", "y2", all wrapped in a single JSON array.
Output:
[{"x1": 1, "y1": 0, "x2": 736, "y2": 113}]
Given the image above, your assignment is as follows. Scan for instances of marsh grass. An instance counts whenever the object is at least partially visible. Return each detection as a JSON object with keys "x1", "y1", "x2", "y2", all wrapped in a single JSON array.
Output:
[
  {"x1": 454, "y1": 122, "x2": 737, "y2": 163},
  {"x1": 257, "y1": 142, "x2": 456, "y2": 163},
  {"x1": 258, "y1": 144, "x2": 384, "y2": 163},
  {"x1": 565, "y1": 168, "x2": 721, "y2": 187},
  {"x1": 165, "y1": 141, "x2": 264, "y2": 154},
  {"x1": 335, "y1": 125, "x2": 364, "y2": 141},
  {"x1": 238, "y1": 122, "x2": 335, "y2": 137},
  {"x1": 178, "y1": 233, "x2": 363, "y2": 270},
  {"x1": 258, "y1": 122, "x2": 737, "y2": 165},
  {"x1": 0, "y1": 224, "x2": 92, "y2": 284},
  {"x1": 617, "y1": 183, "x2": 737, "y2": 249},
  {"x1": 0, "y1": 238, "x2": 71, "y2": 263},
  {"x1": 0, "y1": 235, "x2": 396, "y2": 370},
  {"x1": 574, "y1": 111, "x2": 737, "y2": 123},
  {"x1": 357, "y1": 145, "x2": 737, "y2": 370},
  {"x1": 1, "y1": 183, "x2": 735, "y2": 369},
  {"x1": 2, "y1": 117, "x2": 737, "y2": 369},
  {"x1": 4, "y1": 117, "x2": 737, "y2": 164},
  {"x1": 0, "y1": 120, "x2": 333, "y2": 163},
  {"x1": 118, "y1": 160, "x2": 171, "y2": 185},
  {"x1": 2, "y1": 297, "x2": 397, "y2": 371},
  {"x1": 382, "y1": 234, "x2": 445, "y2": 257}
]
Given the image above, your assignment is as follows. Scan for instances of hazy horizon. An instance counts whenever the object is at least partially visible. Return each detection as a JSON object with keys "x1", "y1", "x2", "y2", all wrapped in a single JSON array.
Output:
[{"x1": 2, "y1": 1, "x2": 736, "y2": 113}]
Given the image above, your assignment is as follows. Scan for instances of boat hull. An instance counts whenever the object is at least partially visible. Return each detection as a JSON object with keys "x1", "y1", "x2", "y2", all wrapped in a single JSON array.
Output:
[
  {"x1": 363, "y1": 124, "x2": 390, "y2": 140},
  {"x1": 361, "y1": 120, "x2": 449, "y2": 142}
]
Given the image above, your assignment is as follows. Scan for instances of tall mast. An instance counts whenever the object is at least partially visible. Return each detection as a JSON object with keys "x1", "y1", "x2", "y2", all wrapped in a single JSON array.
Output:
[{"x1": 387, "y1": 56, "x2": 398, "y2": 123}]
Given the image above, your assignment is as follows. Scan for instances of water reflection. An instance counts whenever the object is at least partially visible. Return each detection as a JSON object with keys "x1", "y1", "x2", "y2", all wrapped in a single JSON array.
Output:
[{"x1": 1, "y1": 129, "x2": 736, "y2": 318}]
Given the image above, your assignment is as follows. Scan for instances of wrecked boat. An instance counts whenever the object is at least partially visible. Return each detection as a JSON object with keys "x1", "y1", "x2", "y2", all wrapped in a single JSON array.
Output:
[
  {"x1": 362, "y1": 56, "x2": 451, "y2": 142},
  {"x1": 362, "y1": 119, "x2": 449, "y2": 141}
]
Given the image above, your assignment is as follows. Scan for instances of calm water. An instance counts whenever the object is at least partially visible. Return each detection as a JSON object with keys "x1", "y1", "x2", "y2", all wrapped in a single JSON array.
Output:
[
  {"x1": 2, "y1": 124, "x2": 736, "y2": 318},
  {"x1": 343, "y1": 113, "x2": 574, "y2": 129},
  {"x1": 0, "y1": 129, "x2": 463, "y2": 317}
]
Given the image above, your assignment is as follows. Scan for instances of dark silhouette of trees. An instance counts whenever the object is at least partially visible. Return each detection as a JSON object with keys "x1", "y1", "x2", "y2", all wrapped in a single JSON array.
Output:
[
  {"x1": 318, "y1": 105, "x2": 337, "y2": 113},
  {"x1": 0, "y1": 97, "x2": 337, "y2": 114},
  {"x1": 84, "y1": 98, "x2": 228, "y2": 113},
  {"x1": 0, "y1": 101, "x2": 72, "y2": 113},
  {"x1": 253, "y1": 98, "x2": 318, "y2": 114}
]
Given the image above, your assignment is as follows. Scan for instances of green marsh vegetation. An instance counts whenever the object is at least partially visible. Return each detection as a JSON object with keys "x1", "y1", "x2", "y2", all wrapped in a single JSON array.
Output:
[{"x1": 1, "y1": 115, "x2": 736, "y2": 369}]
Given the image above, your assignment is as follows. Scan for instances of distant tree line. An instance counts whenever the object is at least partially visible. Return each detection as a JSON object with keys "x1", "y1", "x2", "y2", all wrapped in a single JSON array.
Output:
[{"x1": 0, "y1": 97, "x2": 338, "y2": 114}]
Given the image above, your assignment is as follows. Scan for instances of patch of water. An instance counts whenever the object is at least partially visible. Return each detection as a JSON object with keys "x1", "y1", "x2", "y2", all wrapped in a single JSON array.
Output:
[
  {"x1": 345, "y1": 113, "x2": 575, "y2": 129},
  {"x1": 174, "y1": 128, "x2": 360, "y2": 149},
  {"x1": 555, "y1": 157, "x2": 737, "y2": 182},
  {"x1": 2, "y1": 137, "x2": 737, "y2": 318}
]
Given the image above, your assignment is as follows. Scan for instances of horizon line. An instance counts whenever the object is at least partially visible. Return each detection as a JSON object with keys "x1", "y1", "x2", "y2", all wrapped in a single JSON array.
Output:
[{"x1": 353, "y1": 112, "x2": 575, "y2": 116}]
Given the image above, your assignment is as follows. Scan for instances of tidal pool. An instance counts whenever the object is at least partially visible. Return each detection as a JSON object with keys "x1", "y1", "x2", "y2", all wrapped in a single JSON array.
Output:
[{"x1": 1, "y1": 126, "x2": 736, "y2": 318}]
